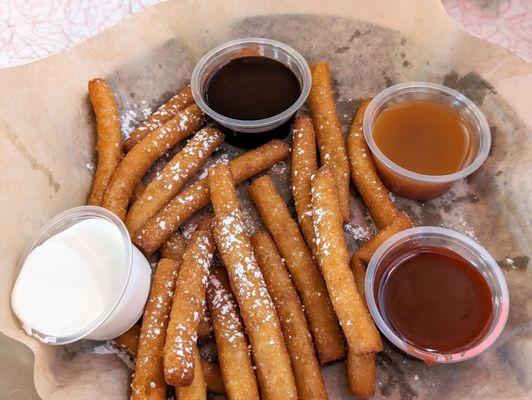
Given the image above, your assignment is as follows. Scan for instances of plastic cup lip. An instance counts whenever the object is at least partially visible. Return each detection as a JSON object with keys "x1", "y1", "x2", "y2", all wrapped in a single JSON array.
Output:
[
  {"x1": 190, "y1": 37, "x2": 311, "y2": 133},
  {"x1": 365, "y1": 226, "x2": 509, "y2": 363},
  {"x1": 12, "y1": 206, "x2": 133, "y2": 345},
  {"x1": 363, "y1": 81, "x2": 492, "y2": 184}
]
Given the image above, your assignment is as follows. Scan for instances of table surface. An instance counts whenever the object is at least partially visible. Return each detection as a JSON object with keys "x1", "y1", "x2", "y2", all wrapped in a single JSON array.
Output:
[
  {"x1": 0, "y1": 0, "x2": 531, "y2": 68},
  {"x1": 0, "y1": 1, "x2": 530, "y2": 400}
]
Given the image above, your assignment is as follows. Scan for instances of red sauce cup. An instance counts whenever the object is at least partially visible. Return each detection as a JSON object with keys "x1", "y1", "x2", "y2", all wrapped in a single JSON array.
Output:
[{"x1": 365, "y1": 226, "x2": 509, "y2": 363}]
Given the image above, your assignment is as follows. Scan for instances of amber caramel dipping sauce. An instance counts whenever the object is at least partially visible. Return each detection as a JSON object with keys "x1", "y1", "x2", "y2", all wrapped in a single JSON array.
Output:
[
  {"x1": 373, "y1": 100, "x2": 474, "y2": 176},
  {"x1": 381, "y1": 246, "x2": 493, "y2": 353}
]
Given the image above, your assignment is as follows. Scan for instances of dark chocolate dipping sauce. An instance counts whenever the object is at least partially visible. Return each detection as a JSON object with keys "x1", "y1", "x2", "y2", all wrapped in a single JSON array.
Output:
[
  {"x1": 205, "y1": 56, "x2": 301, "y2": 120},
  {"x1": 381, "y1": 246, "x2": 493, "y2": 353}
]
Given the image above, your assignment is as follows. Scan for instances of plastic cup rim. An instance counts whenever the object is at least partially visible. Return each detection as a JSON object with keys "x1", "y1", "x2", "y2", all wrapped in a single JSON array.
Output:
[
  {"x1": 364, "y1": 226, "x2": 509, "y2": 363},
  {"x1": 190, "y1": 37, "x2": 311, "y2": 131},
  {"x1": 363, "y1": 81, "x2": 492, "y2": 184},
  {"x1": 13, "y1": 206, "x2": 133, "y2": 345}
]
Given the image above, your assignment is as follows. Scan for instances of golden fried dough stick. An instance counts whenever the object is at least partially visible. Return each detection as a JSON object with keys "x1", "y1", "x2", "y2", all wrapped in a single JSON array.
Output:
[
  {"x1": 164, "y1": 225, "x2": 215, "y2": 387},
  {"x1": 311, "y1": 166, "x2": 382, "y2": 355},
  {"x1": 126, "y1": 127, "x2": 224, "y2": 233},
  {"x1": 355, "y1": 212, "x2": 414, "y2": 264},
  {"x1": 200, "y1": 359, "x2": 225, "y2": 394},
  {"x1": 248, "y1": 175, "x2": 344, "y2": 364},
  {"x1": 346, "y1": 255, "x2": 377, "y2": 397},
  {"x1": 87, "y1": 78, "x2": 122, "y2": 206},
  {"x1": 345, "y1": 214, "x2": 414, "y2": 396},
  {"x1": 197, "y1": 306, "x2": 212, "y2": 342},
  {"x1": 160, "y1": 231, "x2": 188, "y2": 262},
  {"x1": 176, "y1": 351, "x2": 207, "y2": 400},
  {"x1": 115, "y1": 323, "x2": 140, "y2": 356},
  {"x1": 251, "y1": 231, "x2": 328, "y2": 400},
  {"x1": 345, "y1": 218, "x2": 414, "y2": 396},
  {"x1": 347, "y1": 100, "x2": 399, "y2": 229},
  {"x1": 131, "y1": 181, "x2": 147, "y2": 204},
  {"x1": 350, "y1": 257, "x2": 368, "y2": 304},
  {"x1": 102, "y1": 104, "x2": 204, "y2": 220},
  {"x1": 134, "y1": 140, "x2": 290, "y2": 256},
  {"x1": 131, "y1": 258, "x2": 180, "y2": 400},
  {"x1": 161, "y1": 224, "x2": 213, "y2": 341},
  {"x1": 207, "y1": 265, "x2": 260, "y2": 400},
  {"x1": 291, "y1": 116, "x2": 318, "y2": 251},
  {"x1": 118, "y1": 233, "x2": 187, "y2": 359},
  {"x1": 124, "y1": 85, "x2": 194, "y2": 152},
  {"x1": 347, "y1": 352, "x2": 376, "y2": 398},
  {"x1": 198, "y1": 313, "x2": 212, "y2": 341},
  {"x1": 308, "y1": 62, "x2": 350, "y2": 223},
  {"x1": 196, "y1": 214, "x2": 214, "y2": 231},
  {"x1": 209, "y1": 164, "x2": 298, "y2": 400}
]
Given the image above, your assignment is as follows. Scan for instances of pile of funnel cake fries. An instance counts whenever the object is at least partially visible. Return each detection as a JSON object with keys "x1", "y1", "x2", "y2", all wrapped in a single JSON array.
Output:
[{"x1": 86, "y1": 61, "x2": 414, "y2": 400}]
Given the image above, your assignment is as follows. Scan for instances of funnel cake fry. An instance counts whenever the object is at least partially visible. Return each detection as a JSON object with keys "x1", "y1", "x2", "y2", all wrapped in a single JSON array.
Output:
[
  {"x1": 131, "y1": 258, "x2": 180, "y2": 400},
  {"x1": 311, "y1": 166, "x2": 382, "y2": 355},
  {"x1": 131, "y1": 181, "x2": 147, "y2": 204},
  {"x1": 252, "y1": 231, "x2": 328, "y2": 400},
  {"x1": 160, "y1": 231, "x2": 188, "y2": 262},
  {"x1": 291, "y1": 116, "x2": 318, "y2": 252},
  {"x1": 347, "y1": 352, "x2": 376, "y2": 398},
  {"x1": 164, "y1": 225, "x2": 215, "y2": 387},
  {"x1": 175, "y1": 351, "x2": 207, "y2": 400},
  {"x1": 87, "y1": 78, "x2": 122, "y2": 206},
  {"x1": 124, "y1": 85, "x2": 194, "y2": 152},
  {"x1": 115, "y1": 323, "x2": 140, "y2": 356},
  {"x1": 309, "y1": 62, "x2": 350, "y2": 223},
  {"x1": 118, "y1": 233, "x2": 187, "y2": 360},
  {"x1": 200, "y1": 358, "x2": 225, "y2": 394},
  {"x1": 133, "y1": 140, "x2": 290, "y2": 255},
  {"x1": 102, "y1": 104, "x2": 203, "y2": 220},
  {"x1": 207, "y1": 265, "x2": 259, "y2": 400},
  {"x1": 355, "y1": 212, "x2": 414, "y2": 264},
  {"x1": 248, "y1": 175, "x2": 344, "y2": 364},
  {"x1": 347, "y1": 100, "x2": 399, "y2": 229},
  {"x1": 126, "y1": 127, "x2": 223, "y2": 233},
  {"x1": 209, "y1": 164, "x2": 297, "y2": 400}
]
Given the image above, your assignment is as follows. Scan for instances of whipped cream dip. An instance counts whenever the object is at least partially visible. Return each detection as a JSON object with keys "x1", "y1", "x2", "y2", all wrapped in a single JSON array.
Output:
[{"x1": 12, "y1": 206, "x2": 151, "y2": 344}]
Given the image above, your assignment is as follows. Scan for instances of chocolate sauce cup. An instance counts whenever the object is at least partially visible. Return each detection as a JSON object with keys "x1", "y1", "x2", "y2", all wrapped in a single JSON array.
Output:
[
  {"x1": 363, "y1": 82, "x2": 491, "y2": 200},
  {"x1": 365, "y1": 227, "x2": 509, "y2": 363},
  {"x1": 191, "y1": 38, "x2": 311, "y2": 135}
]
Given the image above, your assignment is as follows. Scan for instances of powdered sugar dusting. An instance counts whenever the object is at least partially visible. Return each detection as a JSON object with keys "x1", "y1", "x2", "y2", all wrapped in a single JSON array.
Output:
[
  {"x1": 344, "y1": 223, "x2": 373, "y2": 241},
  {"x1": 149, "y1": 128, "x2": 222, "y2": 197},
  {"x1": 121, "y1": 101, "x2": 153, "y2": 137},
  {"x1": 269, "y1": 159, "x2": 289, "y2": 175},
  {"x1": 207, "y1": 271, "x2": 245, "y2": 345},
  {"x1": 166, "y1": 232, "x2": 214, "y2": 379},
  {"x1": 214, "y1": 211, "x2": 277, "y2": 323},
  {"x1": 92, "y1": 341, "x2": 135, "y2": 370}
]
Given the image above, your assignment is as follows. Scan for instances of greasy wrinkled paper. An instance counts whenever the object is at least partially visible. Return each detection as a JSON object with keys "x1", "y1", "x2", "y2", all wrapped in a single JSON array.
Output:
[{"x1": 0, "y1": 0, "x2": 530, "y2": 399}]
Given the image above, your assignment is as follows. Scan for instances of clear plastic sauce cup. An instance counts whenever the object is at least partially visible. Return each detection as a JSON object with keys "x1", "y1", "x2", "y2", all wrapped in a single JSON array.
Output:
[
  {"x1": 12, "y1": 206, "x2": 151, "y2": 345},
  {"x1": 365, "y1": 226, "x2": 509, "y2": 363},
  {"x1": 363, "y1": 82, "x2": 491, "y2": 200},
  {"x1": 191, "y1": 37, "x2": 311, "y2": 134}
]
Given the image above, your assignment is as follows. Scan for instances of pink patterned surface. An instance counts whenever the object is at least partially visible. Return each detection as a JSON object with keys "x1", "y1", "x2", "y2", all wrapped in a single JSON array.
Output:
[
  {"x1": 444, "y1": 0, "x2": 532, "y2": 61},
  {"x1": 0, "y1": 0, "x2": 530, "y2": 68}
]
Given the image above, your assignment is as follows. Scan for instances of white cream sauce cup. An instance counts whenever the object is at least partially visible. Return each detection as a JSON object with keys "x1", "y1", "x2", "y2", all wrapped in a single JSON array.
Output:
[{"x1": 11, "y1": 206, "x2": 151, "y2": 344}]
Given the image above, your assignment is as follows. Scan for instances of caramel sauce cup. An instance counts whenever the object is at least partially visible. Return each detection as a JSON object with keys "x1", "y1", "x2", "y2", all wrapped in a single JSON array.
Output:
[
  {"x1": 363, "y1": 82, "x2": 491, "y2": 200},
  {"x1": 365, "y1": 227, "x2": 509, "y2": 363}
]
